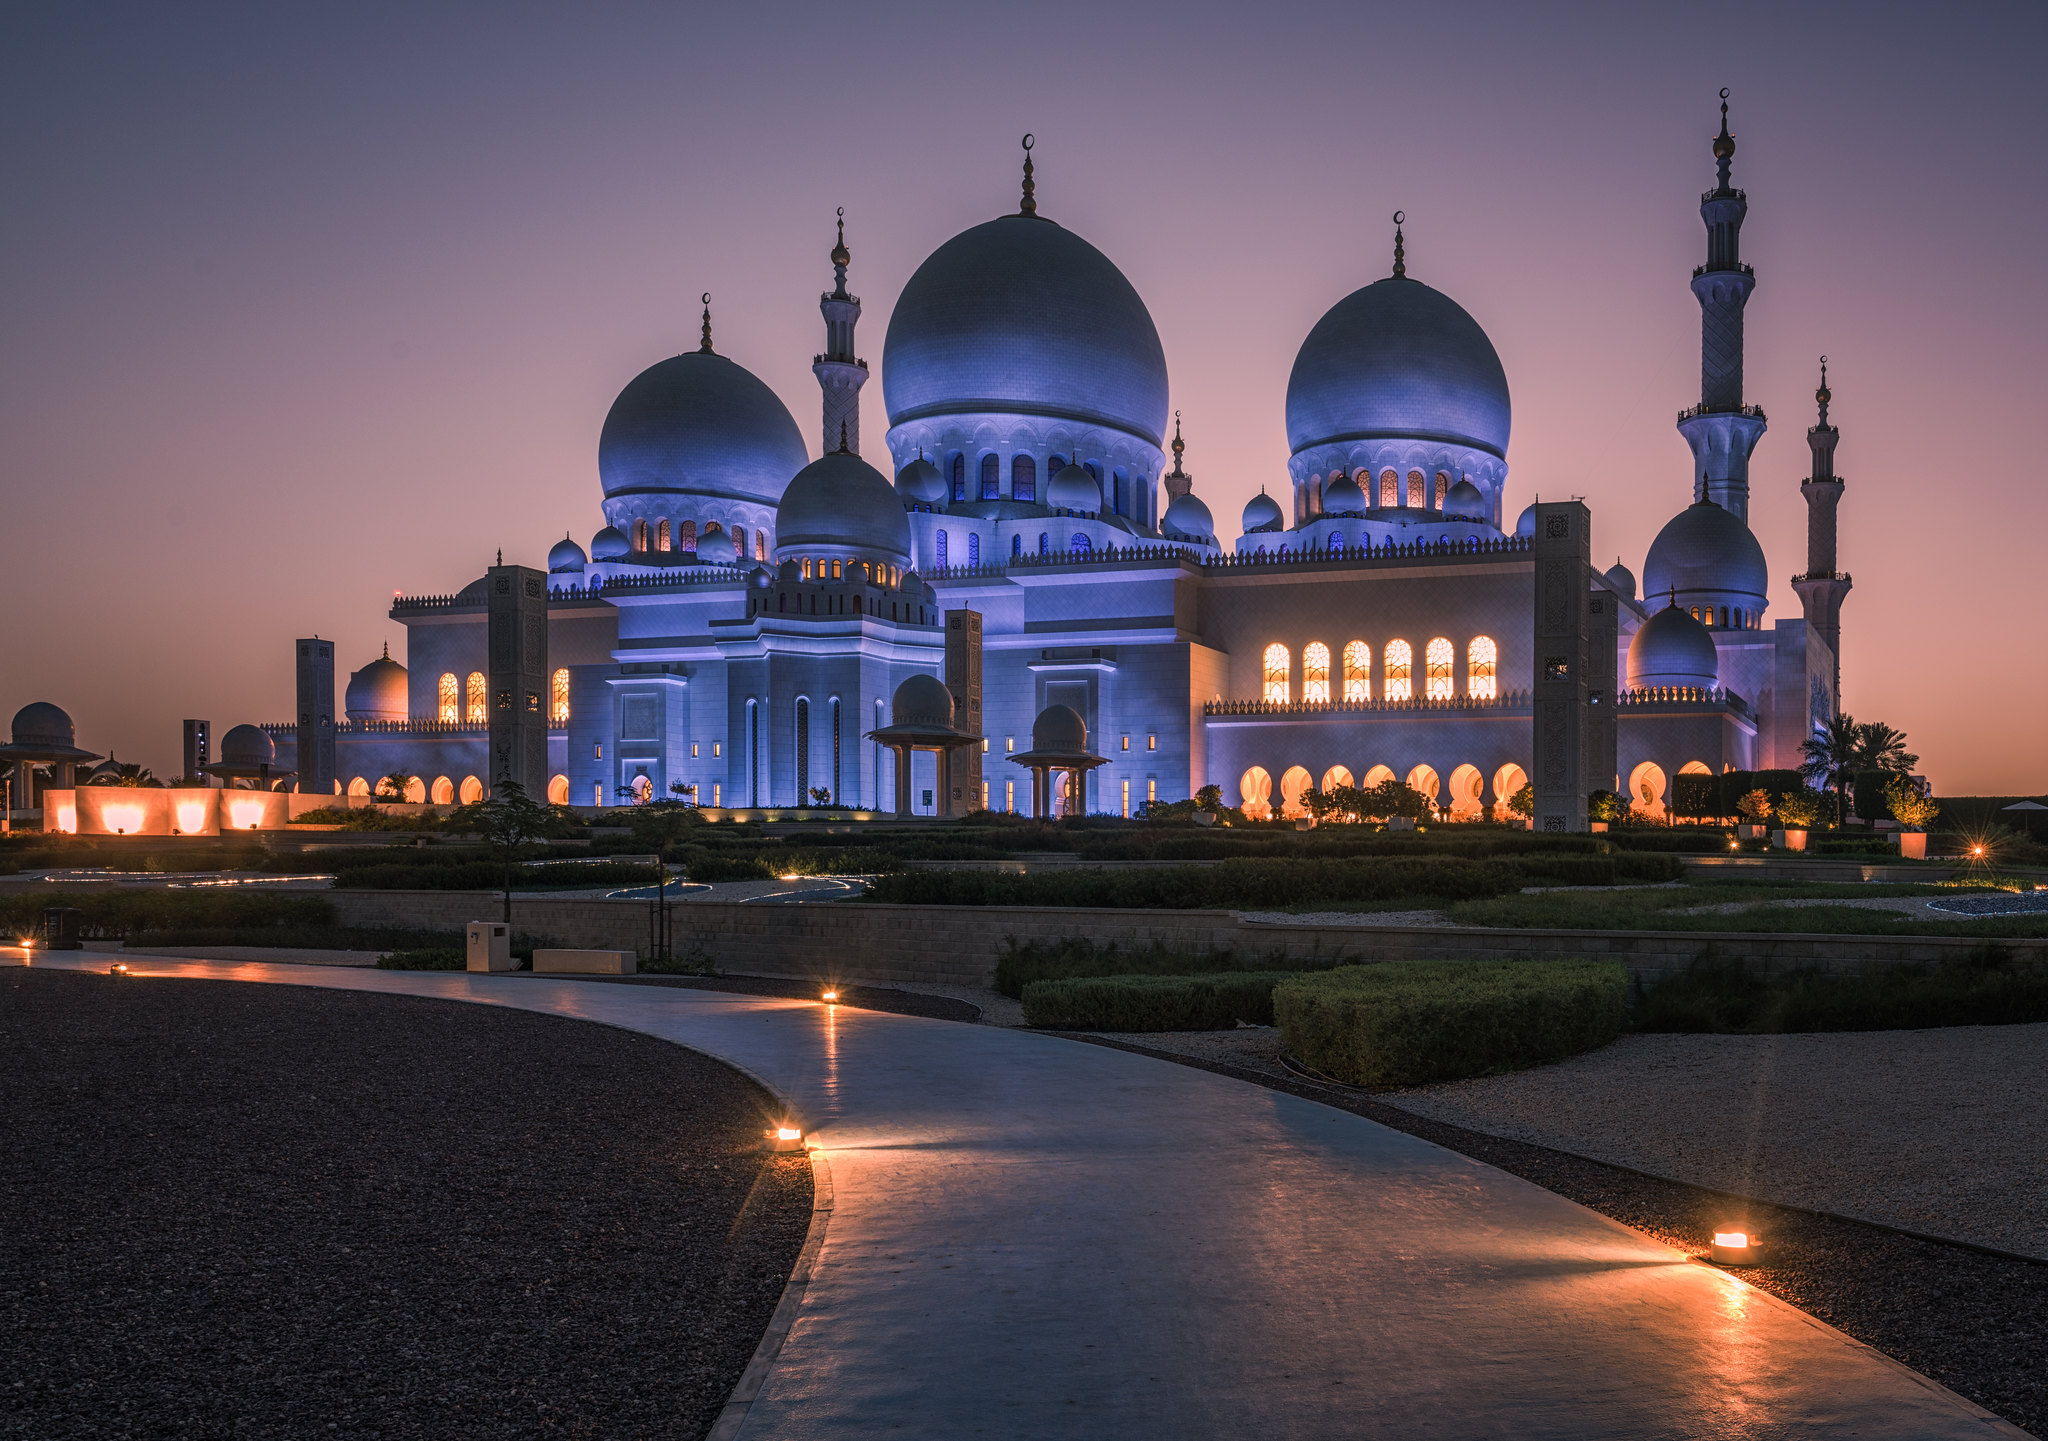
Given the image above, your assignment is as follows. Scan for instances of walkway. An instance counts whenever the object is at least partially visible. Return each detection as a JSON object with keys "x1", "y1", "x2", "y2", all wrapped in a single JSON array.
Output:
[{"x1": 30, "y1": 952, "x2": 2025, "y2": 1440}]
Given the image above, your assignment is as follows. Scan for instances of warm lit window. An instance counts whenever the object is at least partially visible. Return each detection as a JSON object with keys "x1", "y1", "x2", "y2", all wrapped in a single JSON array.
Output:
[
  {"x1": 1380, "y1": 470, "x2": 1398, "y2": 508},
  {"x1": 438, "y1": 672, "x2": 458, "y2": 723},
  {"x1": 1468, "y1": 637, "x2": 1498, "y2": 699},
  {"x1": 1384, "y1": 641, "x2": 1412, "y2": 701},
  {"x1": 1425, "y1": 638, "x2": 1454, "y2": 699},
  {"x1": 656, "y1": 518, "x2": 671, "y2": 551},
  {"x1": 1147, "y1": 735, "x2": 1156, "y2": 751},
  {"x1": 1263, "y1": 643, "x2": 1291, "y2": 703},
  {"x1": 1342, "y1": 640, "x2": 1369, "y2": 702},
  {"x1": 550, "y1": 668, "x2": 570, "y2": 724},
  {"x1": 680, "y1": 519, "x2": 696, "y2": 551},
  {"x1": 1122, "y1": 735, "x2": 1130, "y2": 751},
  {"x1": 465, "y1": 672, "x2": 486, "y2": 724},
  {"x1": 632, "y1": 519, "x2": 648, "y2": 551},
  {"x1": 1407, "y1": 470, "x2": 1426, "y2": 508},
  {"x1": 1303, "y1": 642, "x2": 1331, "y2": 704},
  {"x1": 1434, "y1": 474, "x2": 1448, "y2": 509}
]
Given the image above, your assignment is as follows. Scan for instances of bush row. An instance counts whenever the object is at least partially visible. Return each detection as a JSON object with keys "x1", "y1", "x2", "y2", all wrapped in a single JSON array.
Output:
[
  {"x1": 1020, "y1": 972, "x2": 1300, "y2": 1030},
  {"x1": 0, "y1": 890, "x2": 333, "y2": 941},
  {"x1": 1633, "y1": 948, "x2": 2048, "y2": 1032}
]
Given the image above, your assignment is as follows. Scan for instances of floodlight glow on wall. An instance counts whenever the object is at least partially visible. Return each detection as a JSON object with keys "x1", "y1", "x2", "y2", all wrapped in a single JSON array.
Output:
[
  {"x1": 103, "y1": 804, "x2": 145, "y2": 835},
  {"x1": 227, "y1": 799, "x2": 266, "y2": 829},
  {"x1": 175, "y1": 802, "x2": 210, "y2": 833}
]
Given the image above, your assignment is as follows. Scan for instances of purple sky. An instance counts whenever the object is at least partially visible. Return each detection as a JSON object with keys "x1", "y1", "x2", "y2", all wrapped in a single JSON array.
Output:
[{"x1": 5, "y1": 2, "x2": 2043, "y2": 794}]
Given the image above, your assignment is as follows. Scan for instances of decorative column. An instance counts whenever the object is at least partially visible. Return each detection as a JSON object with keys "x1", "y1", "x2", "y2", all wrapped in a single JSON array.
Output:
[
  {"x1": 1791, "y1": 359, "x2": 1852, "y2": 702},
  {"x1": 813, "y1": 209, "x2": 868, "y2": 456}
]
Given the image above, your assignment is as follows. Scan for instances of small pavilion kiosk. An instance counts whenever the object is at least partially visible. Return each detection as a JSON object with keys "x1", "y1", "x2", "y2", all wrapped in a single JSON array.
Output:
[
  {"x1": 867, "y1": 674, "x2": 982, "y2": 817},
  {"x1": 200, "y1": 724, "x2": 295, "y2": 791},
  {"x1": 1008, "y1": 704, "x2": 1108, "y2": 819},
  {"x1": 0, "y1": 703, "x2": 99, "y2": 831}
]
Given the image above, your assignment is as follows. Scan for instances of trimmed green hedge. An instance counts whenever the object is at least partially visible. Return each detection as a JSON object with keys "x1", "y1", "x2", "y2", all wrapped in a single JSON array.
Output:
[
  {"x1": 1273, "y1": 960, "x2": 1629, "y2": 1087},
  {"x1": 0, "y1": 890, "x2": 333, "y2": 941},
  {"x1": 1021, "y1": 971, "x2": 1299, "y2": 1031},
  {"x1": 1635, "y1": 948, "x2": 2048, "y2": 1032}
]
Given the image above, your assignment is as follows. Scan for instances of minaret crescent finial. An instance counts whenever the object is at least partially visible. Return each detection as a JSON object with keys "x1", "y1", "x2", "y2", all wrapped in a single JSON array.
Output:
[
  {"x1": 1713, "y1": 88, "x2": 1735, "y2": 188},
  {"x1": 699, "y1": 292, "x2": 713, "y2": 353},
  {"x1": 1392, "y1": 211, "x2": 1406, "y2": 279},
  {"x1": 1020, "y1": 133, "x2": 1037, "y2": 216},
  {"x1": 1816, "y1": 355, "x2": 1831, "y2": 424}
]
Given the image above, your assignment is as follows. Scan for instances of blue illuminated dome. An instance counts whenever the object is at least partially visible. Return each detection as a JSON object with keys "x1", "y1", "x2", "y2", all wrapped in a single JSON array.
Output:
[
  {"x1": 776, "y1": 451, "x2": 913, "y2": 565},
  {"x1": 1242, "y1": 492, "x2": 1284, "y2": 533},
  {"x1": 1046, "y1": 462, "x2": 1102, "y2": 513},
  {"x1": 1163, "y1": 492, "x2": 1214, "y2": 541},
  {"x1": 548, "y1": 535, "x2": 587, "y2": 573},
  {"x1": 591, "y1": 526, "x2": 629, "y2": 560},
  {"x1": 598, "y1": 351, "x2": 808, "y2": 508},
  {"x1": 1286, "y1": 277, "x2": 1510, "y2": 460},
  {"x1": 1627, "y1": 602, "x2": 1721, "y2": 690},
  {"x1": 882, "y1": 215, "x2": 1169, "y2": 447},
  {"x1": 896, "y1": 455, "x2": 945, "y2": 504},
  {"x1": 1322, "y1": 474, "x2": 1367, "y2": 514},
  {"x1": 1643, "y1": 500, "x2": 1768, "y2": 609}
]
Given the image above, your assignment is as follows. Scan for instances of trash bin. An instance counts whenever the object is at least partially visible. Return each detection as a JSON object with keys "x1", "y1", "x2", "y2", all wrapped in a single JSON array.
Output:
[
  {"x1": 466, "y1": 921, "x2": 513, "y2": 972},
  {"x1": 42, "y1": 907, "x2": 84, "y2": 951}
]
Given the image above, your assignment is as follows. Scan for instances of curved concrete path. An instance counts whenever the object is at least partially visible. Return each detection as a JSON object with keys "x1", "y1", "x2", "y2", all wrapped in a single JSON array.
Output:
[{"x1": 31, "y1": 954, "x2": 2025, "y2": 1440}]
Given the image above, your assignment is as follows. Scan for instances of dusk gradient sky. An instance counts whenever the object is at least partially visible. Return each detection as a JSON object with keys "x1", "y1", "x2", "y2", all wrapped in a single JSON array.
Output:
[{"x1": 5, "y1": 1, "x2": 2044, "y2": 793}]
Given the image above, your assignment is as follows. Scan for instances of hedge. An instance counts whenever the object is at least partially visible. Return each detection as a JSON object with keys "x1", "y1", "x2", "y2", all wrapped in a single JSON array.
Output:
[
  {"x1": 0, "y1": 890, "x2": 333, "y2": 941},
  {"x1": 1273, "y1": 959, "x2": 1629, "y2": 1087},
  {"x1": 1021, "y1": 972, "x2": 1299, "y2": 1030}
]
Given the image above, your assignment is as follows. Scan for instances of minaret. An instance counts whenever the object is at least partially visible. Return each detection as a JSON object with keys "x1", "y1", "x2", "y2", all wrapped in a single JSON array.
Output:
[
  {"x1": 1791, "y1": 358, "x2": 1852, "y2": 700},
  {"x1": 1163, "y1": 412, "x2": 1192, "y2": 502},
  {"x1": 1676, "y1": 91, "x2": 1766, "y2": 521},
  {"x1": 813, "y1": 208, "x2": 867, "y2": 454}
]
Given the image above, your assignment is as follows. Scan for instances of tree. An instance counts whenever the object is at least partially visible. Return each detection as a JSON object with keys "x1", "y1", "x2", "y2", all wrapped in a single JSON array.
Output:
[
  {"x1": 670, "y1": 780, "x2": 698, "y2": 804},
  {"x1": 378, "y1": 771, "x2": 418, "y2": 803},
  {"x1": 809, "y1": 787, "x2": 832, "y2": 807},
  {"x1": 1735, "y1": 789, "x2": 1773, "y2": 824},
  {"x1": 1358, "y1": 778, "x2": 1430, "y2": 822},
  {"x1": 1884, "y1": 776, "x2": 1938, "y2": 831},
  {"x1": 1588, "y1": 789, "x2": 1623, "y2": 824},
  {"x1": 1507, "y1": 783, "x2": 1536, "y2": 821},
  {"x1": 1852, "y1": 721, "x2": 1918, "y2": 774},
  {"x1": 451, "y1": 780, "x2": 557, "y2": 923},
  {"x1": 88, "y1": 757, "x2": 156, "y2": 788},
  {"x1": 1799, "y1": 714, "x2": 1861, "y2": 826},
  {"x1": 1775, "y1": 788, "x2": 1827, "y2": 829}
]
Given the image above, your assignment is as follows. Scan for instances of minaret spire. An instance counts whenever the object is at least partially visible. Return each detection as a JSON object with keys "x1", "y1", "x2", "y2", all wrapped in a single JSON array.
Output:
[
  {"x1": 813, "y1": 209, "x2": 867, "y2": 454},
  {"x1": 698, "y1": 292, "x2": 714, "y2": 354},
  {"x1": 1675, "y1": 89, "x2": 1765, "y2": 520},
  {"x1": 1019, "y1": 133, "x2": 1037, "y2": 216},
  {"x1": 1792, "y1": 356, "x2": 1852, "y2": 704},
  {"x1": 1391, "y1": 211, "x2": 1406, "y2": 279},
  {"x1": 1163, "y1": 410, "x2": 1193, "y2": 503}
]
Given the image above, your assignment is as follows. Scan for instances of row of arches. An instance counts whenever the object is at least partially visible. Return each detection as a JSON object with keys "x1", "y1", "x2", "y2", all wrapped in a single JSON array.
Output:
[
  {"x1": 628, "y1": 517, "x2": 767, "y2": 562},
  {"x1": 438, "y1": 670, "x2": 572, "y2": 725},
  {"x1": 1302, "y1": 468, "x2": 1463, "y2": 520},
  {"x1": 1626, "y1": 760, "x2": 1712, "y2": 818},
  {"x1": 1687, "y1": 604, "x2": 1761, "y2": 631},
  {"x1": 347, "y1": 774, "x2": 575, "y2": 805},
  {"x1": 1261, "y1": 638, "x2": 1497, "y2": 704},
  {"x1": 793, "y1": 558, "x2": 906, "y2": 587},
  {"x1": 945, "y1": 450, "x2": 1147, "y2": 520},
  {"x1": 1238, "y1": 762, "x2": 1529, "y2": 821}
]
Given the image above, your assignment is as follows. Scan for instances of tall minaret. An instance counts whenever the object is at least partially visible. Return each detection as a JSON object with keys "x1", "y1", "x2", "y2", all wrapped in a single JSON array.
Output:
[
  {"x1": 813, "y1": 208, "x2": 867, "y2": 454},
  {"x1": 1676, "y1": 90, "x2": 1766, "y2": 521},
  {"x1": 1792, "y1": 359, "x2": 1852, "y2": 700}
]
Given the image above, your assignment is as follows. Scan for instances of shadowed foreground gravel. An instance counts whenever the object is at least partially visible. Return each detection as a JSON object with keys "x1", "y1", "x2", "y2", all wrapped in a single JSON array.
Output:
[{"x1": 1, "y1": 968, "x2": 813, "y2": 1440}]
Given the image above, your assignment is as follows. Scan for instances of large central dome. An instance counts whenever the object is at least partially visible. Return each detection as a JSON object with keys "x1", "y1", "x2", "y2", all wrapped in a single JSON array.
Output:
[
  {"x1": 1286, "y1": 277, "x2": 1510, "y2": 459},
  {"x1": 598, "y1": 351, "x2": 808, "y2": 508},
  {"x1": 882, "y1": 215, "x2": 1169, "y2": 447}
]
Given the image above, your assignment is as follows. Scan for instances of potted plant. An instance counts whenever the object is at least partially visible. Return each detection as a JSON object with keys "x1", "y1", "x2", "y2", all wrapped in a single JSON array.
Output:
[
  {"x1": 1735, "y1": 788, "x2": 1772, "y2": 840},
  {"x1": 1884, "y1": 775, "x2": 1938, "y2": 860},
  {"x1": 1587, "y1": 789, "x2": 1621, "y2": 832},
  {"x1": 1773, "y1": 789, "x2": 1825, "y2": 851}
]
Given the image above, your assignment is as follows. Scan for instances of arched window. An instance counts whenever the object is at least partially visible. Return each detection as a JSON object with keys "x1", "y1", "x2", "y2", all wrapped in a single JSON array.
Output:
[
  {"x1": 756, "y1": 531, "x2": 766, "y2": 562},
  {"x1": 936, "y1": 530, "x2": 949, "y2": 568},
  {"x1": 1303, "y1": 642, "x2": 1331, "y2": 703},
  {"x1": 1084, "y1": 461, "x2": 1101, "y2": 484},
  {"x1": 732, "y1": 526, "x2": 746, "y2": 560},
  {"x1": 1012, "y1": 454, "x2": 1037, "y2": 501},
  {"x1": 437, "y1": 673, "x2": 459, "y2": 723},
  {"x1": 980, "y1": 453, "x2": 1000, "y2": 500},
  {"x1": 968, "y1": 533, "x2": 980, "y2": 565},
  {"x1": 1384, "y1": 641, "x2": 1412, "y2": 701},
  {"x1": 550, "y1": 668, "x2": 570, "y2": 724},
  {"x1": 830, "y1": 696, "x2": 842, "y2": 804},
  {"x1": 1342, "y1": 641, "x2": 1369, "y2": 702},
  {"x1": 632, "y1": 519, "x2": 648, "y2": 551},
  {"x1": 1407, "y1": 470, "x2": 1426, "y2": 508},
  {"x1": 1113, "y1": 468, "x2": 1128, "y2": 516},
  {"x1": 547, "y1": 774, "x2": 569, "y2": 805},
  {"x1": 1070, "y1": 533, "x2": 1091, "y2": 555},
  {"x1": 1425, "y1": 637, "x2": 1454, "y2": 699},
  {"x1": 1279, "y1": 765, "x2": 1314, "y2": 819},
  {"x1": 1434, "y1": 474, "x2": 1448, "y2": 509},
  {"x1": 465, "y1": 672, "x2": 486, "y2": 724},
  {"x1": 1048, "y1": 453, "x2": 1067, "y2": 479},
  {"x1": 458, "y1": 775, "x2": 485, "y2": 805},
  {"x1": 1263, "y1": 643, "x2": 1291, "y2": 703},
  {"x1": 1012, "y1": 534, "x2": 1023, "y2": 557},
  {"x1": 432, "y1": 776, "x2": 455, "y2": 805},
  {"x1": 1038, "y1": 532, "x2": 1049, "y2": 555},
  {"x1": 949, "y1": 453, "x2": 966, "y2": 501},
  {"x1": 347, "y1": 776, "x2": 370, "y2": 797},
  {"x1": 1380, "y1": 470, "x2": 1398, "y2": 507},
  {"x1": 1467, "y1": 637, "x2": 1497, "y2": 699},
  {"x1": 1328, "y1": 533, "x2": 1344, "y2": 555},
  {"x1": 1239, "y1": 766, "x2": 1273, "y2": 821},
  {"x1": 679, "y1": 519, "x2": 696, "y2": 551},
  {"x1": 656, "y1": 518, "x2": 671, "y2": 551}
]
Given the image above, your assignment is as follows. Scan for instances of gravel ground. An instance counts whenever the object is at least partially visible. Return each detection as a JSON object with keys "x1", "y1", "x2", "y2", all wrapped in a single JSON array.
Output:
[
  {"x1": 1, "y1": 968, "x2": 813, "y2": 1441},
  {"x1": 1380, "y1": 1027, "x2": 2048, "y2": 1259}
]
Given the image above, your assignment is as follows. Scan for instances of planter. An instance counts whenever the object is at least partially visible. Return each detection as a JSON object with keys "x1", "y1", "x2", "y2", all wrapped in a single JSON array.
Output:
[
  {"x1": 1387, "y1": 816, "x2": 1416, "y2": 831},
  {"x1": 1738, "y1": 823, "x2": 1765, "y2": 840},
  {"x1": 1897, "y1": 831, "x2": 1927, "y2": 860},
  {"x1": 1590, "y1": 821, "x2": 1609, "y2": 832},
  {"x1": 1192, "y1": 812, "x2": 1216, "y2": 827},
  {"x1": 1780, "y1": 829, "x2": 1808, "y2": 852}
]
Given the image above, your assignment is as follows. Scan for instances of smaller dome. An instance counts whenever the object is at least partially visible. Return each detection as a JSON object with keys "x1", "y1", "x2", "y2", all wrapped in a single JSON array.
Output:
[
  {"x1": 749, "y1": 565, "x2": 773, "y2": 588},
  {"x1": 1242, "y1": 492, "x2": 1284, "y2": 533},
  {"x1": 1046, "y1": 463, "x2": 1101, "y2": 514},
  {"x1": 777, "y1": 451, "x2": 914, "y2": 564},
  {"x1": 1513, "y1": 504, "x2": 1537, "y2": 538},
  {"x1": 219, "y1": 724, "x2": 276, "y2": 768},
  {"x1": 1643, "y1": 500, "x2": 1769, "y2": 605},
  {"x1": 1163, "y1": 492, "x2": 1214, "y2": 540},
  {"x1": 1444, "y1": 479, "x2": 1485, "y2": 518},
  {"x1": 1322, "y1": 474, "x2": 1367, "y2": 514},
  {"x1": 1031, "y1": 703, "x2": 1088, "y2": 753},
  {"x1": 592, "y1": 526, "x2": 630, "y2": 560},
  {"x1": 777, "y1": 559, "x2": 802, "y2": 582},
  {"x1": 696, "y1": 528, "x2": 738, "y2": 565},
  {"x1": 11, "y1": 702, "x2": 77, "y2": 750},
  {"x1": 896, "y1": 455, "x2": 946, "y2": 504},
  {"x1": 548, "y1": 535, "x2": 587, "y2": 573},
  {"x1": 891, "y1": 673, "x2": 955, "y2": 729},
  {"x1": 1627, "y1": 604, "x2": 1720, "y2": 690},
  {"x1": 1604, "y1": 561, "x2": 1637, "y2": 601},
  {"x1": 345, "y1": 647, "x2": 409, "y2": 722}
]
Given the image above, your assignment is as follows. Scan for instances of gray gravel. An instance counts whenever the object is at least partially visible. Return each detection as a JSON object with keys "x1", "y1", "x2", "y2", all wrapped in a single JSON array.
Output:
[
  {"x1": 1, "y1": 967, "x2": 813, "y2": 1440},
  {"x1": 1380, "y1": 1026, "x2": 2048, "y2": 1260}
]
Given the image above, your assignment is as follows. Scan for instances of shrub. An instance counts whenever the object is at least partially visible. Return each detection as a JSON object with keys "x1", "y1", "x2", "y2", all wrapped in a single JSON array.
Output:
[
  {"x1": 1671, "y1": 773, "x2": 1719, "y2": 822},
  {"x1": 995, "y1": 937, "x2": 1289, "y2": 998},
  {"x1": 1852, "y1": 769, "x2": 1896, "y2": 823},
  {"x1": 0, "y1": 889, "x2": 332, "y2": 941},
  {"x1": 1634, "y1": 947, "x2": 2048, "y2": 1032},
  {"x1": 1273, "y1": 960, "x2": 1629, "y2": 1087},
  {"x1": 1773, "y1": 789, "x2": 1828, "y2": 828},
  {"x1": 376, "y1": 948, "x2": 467, "y2": 970},
  {"x1": 1020, "y1": 972, "x2": 1299, "y2": 1030},
  {"x1": 1885, "y1": 777, "x2": 1938, "y2": 830}
]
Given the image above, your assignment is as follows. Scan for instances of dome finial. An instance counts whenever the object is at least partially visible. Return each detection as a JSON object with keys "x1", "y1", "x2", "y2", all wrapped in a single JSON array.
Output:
[
  {"x1": 699, "y1": 292, "x2": 714, "y2": 353},
  {"x1": 382, "y1": 641, "x2": 389, "y2": 660},
  {"x1": 1816, "y1": 354, "x2": 1831, "y2": 422},
  {"x1": 1171, "y1": 410, "x2": 1184, "y2": 467},
  {"x1": 830, "y1": 207, "x2": 851, "y2": 297},
  {"x1": 836, "y1": 418, "x2": 852, "y2": 455},
  {"x1": 1712, "y1": 88, "x2": 1735, "y2": 190},
  {"x1": 1019, "y1": 133, "x2": 1037, "y2": 216},
  {"x1": 1392, "y1": 211, "x2": 1407, "y2": 279}
]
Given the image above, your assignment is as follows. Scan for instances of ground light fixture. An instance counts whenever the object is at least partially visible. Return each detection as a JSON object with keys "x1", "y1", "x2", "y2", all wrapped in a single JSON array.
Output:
[
  {"x1": 107, "y1": 962, "x2": 130, "y2": 977},
  {"x1": 821, "y1": 988, "x2": 839, "y2": 1003},
  {"x1": 1710, "y1": 1228, "x2": 1762, "y2": 1266},
  {"x1": 767, "y1": 1124, "x2": 806, "y2": 1154}
]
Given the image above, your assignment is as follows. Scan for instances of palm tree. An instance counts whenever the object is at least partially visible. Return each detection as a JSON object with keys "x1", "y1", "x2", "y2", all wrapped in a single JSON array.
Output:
[
  {"x1": 1852, "y1": 721, "x2": 1918, "y2": 773},
  {"x1": 1800, "y1": 714, "x2": 1861, "y2": 826},
  {"x1": 88, "y1": 756, "x2": 157, "y2": 787}
]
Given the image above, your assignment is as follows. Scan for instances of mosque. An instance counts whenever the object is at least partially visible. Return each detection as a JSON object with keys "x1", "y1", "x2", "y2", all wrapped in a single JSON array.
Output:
[{"x1": 269, "y1": 100, "x2": 1850, "y2": 826}]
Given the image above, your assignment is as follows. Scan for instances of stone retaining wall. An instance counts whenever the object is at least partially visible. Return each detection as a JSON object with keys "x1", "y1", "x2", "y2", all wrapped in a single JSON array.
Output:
[{"x1": 326, "y1": 889, "x2": 2048, "y2": 990}]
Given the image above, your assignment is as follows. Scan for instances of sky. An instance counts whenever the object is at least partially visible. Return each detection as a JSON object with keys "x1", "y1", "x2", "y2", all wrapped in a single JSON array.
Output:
[{"x1": 3, "y1": 0, "x2": 2043, "y2": 794}]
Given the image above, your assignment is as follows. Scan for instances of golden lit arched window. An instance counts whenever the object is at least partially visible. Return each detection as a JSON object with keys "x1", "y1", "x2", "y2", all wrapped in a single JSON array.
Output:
[
  {"x1": 1434, "y1": 474, "x2": 1448, "y2": 509},
  {"x1": 656, "y1": 518, "x2": 670, "y2": 551},
  {"x1": 1380, "y1": 470, "x2": 1398, "y2": 508},
  {"x1": 437, "y1": 673, "x2": 458, "y2": 724},
  {"x1": 1408, "y1": 470, "x2": 1426, "y2": 508},
  {"x1": 550, "y1": 668, "x2": 570, "y2": 725},
  {"x1": 1342, "y1": 640, "x2": 1369, "y2": 702},
  {"x1": 632, "y1": 519, "x2": 648, "y2": 551},
  {"x1": 465, "y1": 672, "x2": 486, "y2": 724},
  {"x1": 1262, "y1": 643, "x2": 1291, "y2": 703},
  {"x1": 1303, "y1": 642, "x2": 1331, "y2": 704},
  {"x1": 1384, "y1": 640, "x2": 1413, "y2": 701},
  {"x1": 1425, "y1": 637, "x2": 1454, "y2": 699},
  {"x1": 1468, "y1": 636, "x2": 1498, "y2": 699}
]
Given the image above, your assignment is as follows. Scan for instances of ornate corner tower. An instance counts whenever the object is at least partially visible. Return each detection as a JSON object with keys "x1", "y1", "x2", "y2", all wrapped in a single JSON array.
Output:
[
  {"x1": 1791, "y1": 359, "x2": 1852, "y2": 699},
  {"x1": 1676, "y1": 92, "x2": 1766, "y2": 521},
  {"x1": 813, "y1": 209, "x2": 868, "y2": 455}
]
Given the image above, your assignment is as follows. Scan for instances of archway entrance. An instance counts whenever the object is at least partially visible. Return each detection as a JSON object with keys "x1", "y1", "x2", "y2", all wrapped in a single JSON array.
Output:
[
  {"x1": 1446, "y1": 763, "x2": 1485, "y2": 820},
  {"x1": 1280, "y1": 766, "x2": 1313, "y2": 819},
  {"x1": 1239, "y1": 766, "x2": 1273, "y2": 821},
  {"x1": 1629, "y1": 762, "x2": 1668, "y2": 819},
  {"x1": 1321, "y1": 765, "x2": 1354, "y2": 793},
  {"x1": 1406, "y1": 764, "x2": 1440, "y2": 806}
]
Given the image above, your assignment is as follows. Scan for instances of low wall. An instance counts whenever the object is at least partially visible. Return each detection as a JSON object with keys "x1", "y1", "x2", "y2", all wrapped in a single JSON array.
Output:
[{"x1": 325, "y1": 889, "x2": 2048, "y2": 990}]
